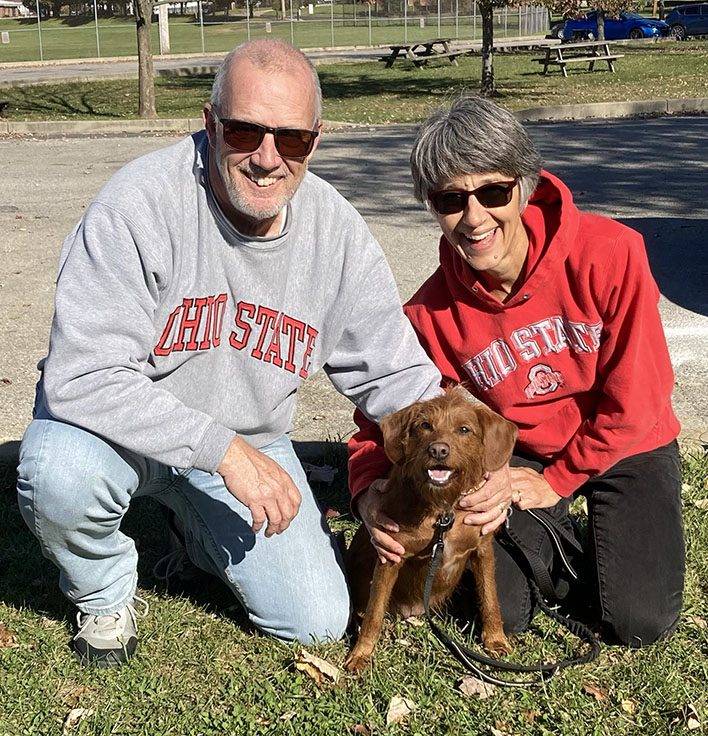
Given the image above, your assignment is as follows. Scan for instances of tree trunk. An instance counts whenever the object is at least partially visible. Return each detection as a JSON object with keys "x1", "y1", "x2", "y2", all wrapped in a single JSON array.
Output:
[
  {"x1": 135, "y1": 0, "x2": 157, "y2": 119},
  {"x1": 596, "y1": 8, "x2": 605, "y2": 41},
  {"x1": 480, "y1": 2, "x2": 495, "y2": 97}
]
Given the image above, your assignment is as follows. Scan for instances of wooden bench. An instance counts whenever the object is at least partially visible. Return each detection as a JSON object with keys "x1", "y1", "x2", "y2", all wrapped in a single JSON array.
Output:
[{"x1": 534, "y1": 41, "x2": 624, "y2": 77}]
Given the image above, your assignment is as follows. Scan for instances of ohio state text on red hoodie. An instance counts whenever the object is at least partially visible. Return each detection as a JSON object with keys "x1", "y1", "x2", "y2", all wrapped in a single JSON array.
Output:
[{"x1": 349, "y1": 171, "x2": 679, "y2": 499}]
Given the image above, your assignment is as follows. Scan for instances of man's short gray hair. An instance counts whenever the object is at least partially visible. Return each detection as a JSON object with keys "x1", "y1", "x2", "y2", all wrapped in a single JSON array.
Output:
[
  {"x1": 410, "y1": 93, "x2": 542, "y2": 211},
  {"x1": 211, "y1": 39, "x2": 322, "y2": 122}
]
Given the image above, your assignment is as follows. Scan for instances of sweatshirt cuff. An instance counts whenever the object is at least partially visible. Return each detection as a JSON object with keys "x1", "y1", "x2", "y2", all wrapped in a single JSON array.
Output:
[
  {"x1": 542, "y1": 461, "x2": 590, "y2": 498},
  {"x1": 191, "y1": 422, "x2": 237, "y2": 473}
]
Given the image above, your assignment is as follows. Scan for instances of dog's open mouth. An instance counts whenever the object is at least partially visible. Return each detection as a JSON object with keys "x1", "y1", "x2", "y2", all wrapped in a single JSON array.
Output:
[{"x1": 427, "y1": 466, "x2": 457, "y2": 486}]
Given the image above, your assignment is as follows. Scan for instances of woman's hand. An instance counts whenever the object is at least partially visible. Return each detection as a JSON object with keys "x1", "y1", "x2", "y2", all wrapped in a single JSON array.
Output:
[
  {"x1": 510, "y1": 466, "x2": 562, "y2": 510},
  {"x1": 456, "y1": 464, "x2": 513, "y2": 535},
  {"x1": 356, "y1": 479, "x2": 404, "y2": 564}
]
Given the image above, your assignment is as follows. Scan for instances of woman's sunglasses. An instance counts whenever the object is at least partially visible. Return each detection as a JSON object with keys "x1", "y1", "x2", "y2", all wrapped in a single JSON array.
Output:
[
  {"x1": 428, "y1": 179, "x2": 517, "y2": 215},
  {"x1": 216, "y1": 117, "x2": 318, "y2": 159}
]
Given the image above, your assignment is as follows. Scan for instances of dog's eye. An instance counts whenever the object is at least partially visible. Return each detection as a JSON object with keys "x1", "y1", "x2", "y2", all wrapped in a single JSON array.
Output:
[
  {"x1": 419, "y1": 421, "x2": 432, "y2": 431},
  {"x1": 459, "y1": 425, "x2": 471, "y2": 434}
]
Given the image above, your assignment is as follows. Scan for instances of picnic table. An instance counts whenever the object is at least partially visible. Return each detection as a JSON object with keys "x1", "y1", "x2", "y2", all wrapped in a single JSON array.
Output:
[
  {"x1": 533, "y1": 40, "x2": 624, "y2": 77},
  {"x1": 379, "y1": 38, "x2": 467, "y2": 68}
]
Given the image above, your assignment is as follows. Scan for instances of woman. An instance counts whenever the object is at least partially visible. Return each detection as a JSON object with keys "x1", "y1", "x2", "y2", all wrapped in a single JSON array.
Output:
[{"x1": 349, "y1": 93, "x2": 684, "y2": 646}]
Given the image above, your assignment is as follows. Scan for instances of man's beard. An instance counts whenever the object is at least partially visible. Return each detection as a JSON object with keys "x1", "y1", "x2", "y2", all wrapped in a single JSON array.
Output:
[{"x1": 218, "y1": 156, "x2": 306, "y2": 223}]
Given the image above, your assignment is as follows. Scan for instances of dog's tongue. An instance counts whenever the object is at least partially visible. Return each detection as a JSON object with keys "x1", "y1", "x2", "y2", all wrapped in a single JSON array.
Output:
[{"x1": 428, "y1": 468, "x2": 453, "y2": 484}]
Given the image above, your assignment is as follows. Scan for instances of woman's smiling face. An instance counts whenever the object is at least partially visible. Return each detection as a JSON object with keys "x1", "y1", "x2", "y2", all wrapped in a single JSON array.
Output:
[{"x1": 431, "y1": 171, "x2": 529, "y2": 287}]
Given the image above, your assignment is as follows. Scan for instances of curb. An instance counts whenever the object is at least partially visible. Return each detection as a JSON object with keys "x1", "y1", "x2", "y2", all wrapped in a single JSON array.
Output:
[
  {"x1": 2, "y1": 98, "x2": 707, "y2": 136},
  {"x1": 516, "y1": 97, "x2": 708, "y2": 122}
]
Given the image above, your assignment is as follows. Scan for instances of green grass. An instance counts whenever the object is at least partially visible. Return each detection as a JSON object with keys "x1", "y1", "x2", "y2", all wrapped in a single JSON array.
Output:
[
  {"x1": 2, "y1": 40, "x2": 708, "y2": 124},
  {"x1": 2, "y1": 41, "x2": 708, "y2": 123},
  {"x1": 1, "y1": 444, "x2": 708, "y2": 735},
  {"x1": 0, "y1": 11, "x2": 537, "y2": 63}
]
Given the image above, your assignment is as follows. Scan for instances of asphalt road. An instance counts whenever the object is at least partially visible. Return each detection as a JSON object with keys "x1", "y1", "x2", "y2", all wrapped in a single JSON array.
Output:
[{"x1": 2, "y1": 117, "x2": 707, "y2": 457}]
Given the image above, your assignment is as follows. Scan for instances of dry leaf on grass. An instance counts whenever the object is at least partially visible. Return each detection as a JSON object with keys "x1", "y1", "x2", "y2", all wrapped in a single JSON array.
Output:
[
  {"x1": 686, "y1": 614, "x2": 707, "y2": 629},
  {"x1": 62, "y1": 708, "x2": 95, "y2": 734},
  {"x1": 458, "y1": 675, "x2": 497, "y2": 699},
  {"x1": 280, "y1": 711, "x2": 297, "y2": 721},
  {"x1": 582, "y1": 681, "x2": 608, "y2": 700},
  {"x1": 293, "y1": 648, "x2": 341, "y2": 686},
  {"x1": 404, "y1": 615, "x2": 425, "y2": 627},
  {"x1": 621, "y1": 698, "x2": 638, "y2": 714},
  {"x1": 351, "y1": 725, "x2": 372, "y2": 735},
  {"x1": 385, "y1": 694, "x2": 417, "y2": 725},
  {"x1": 0, "y1": 623, "x2": 18, "y2": 648},
  {"x1": 674, "y1": 704, "x2": 702, "y2": 731},
  {"x1": 692, "y1": 498, "x2": 708, "y2": 510}
]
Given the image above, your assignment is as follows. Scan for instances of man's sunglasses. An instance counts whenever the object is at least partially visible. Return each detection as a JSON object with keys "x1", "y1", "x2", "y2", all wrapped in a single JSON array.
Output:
[
  {"x1": 217, "y1": 117, "x2": 318, "y2": 158},
  {"x1": 428, "y1": 179, "x2": 517, "y2": 215}
]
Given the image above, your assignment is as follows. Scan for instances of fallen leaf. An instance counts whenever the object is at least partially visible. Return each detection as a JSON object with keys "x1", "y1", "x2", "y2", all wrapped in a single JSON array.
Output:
[
  {"x1": 280, "y1": 711, "x2": 297, "y2": 721},
  {"x1": 621, "y1": 698, "x2": 638, "y2": 714},
  {"x1": 404, "y1": 615, "x2": 425, "y2": 627},
  {"x1": 582, "y1": 681, "x2": 608, "y2": 701},
  {"x1": 62, "y1": 708, "x2": 94, "y2": 734},
  {"x1": 351, "y1": 725, "x2": 372, "y2": 735},
  {"x1": 521, "y1": 710, "x2": 537, "y2": 724},
  {"x1": 686, "y1": 614, "x2": 707, "y2": 629},
  {"x1": 458, "y1": 675, "x2": 497, "y2": 699},
  {"x1": 58, "y1": 685, "x2": 90, "y2": 707},
  {"x1": 385, "y1": 694, "x2": 416, "y2": 725},
  {"x1": 692, "y1": 498, "x2": 708, "y2": 510},
  {"x1": 293, "y1": 648, "x2": 341, "y2": 686},
  {"x1": 0, "y1": 623, "x2": 18, "y2": 648},
  {"x1": 493, "y1": 720, "x2": 511, "y2": 733},
  {"x1": 675, "y1": 704, "x2": 702, "y2": 731}
]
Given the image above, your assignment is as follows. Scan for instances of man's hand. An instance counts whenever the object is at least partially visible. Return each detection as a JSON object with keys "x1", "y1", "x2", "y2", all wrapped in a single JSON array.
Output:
[
  {"x1": 510, "y1": 467, "x2": 562, "y2": 510},
  {"x1": 356, "y1": 479, "x2": 404, "y2": 565},
  {"x1": 456, "y1": 464, "x2": 513, "y2": 536},
  {"x1": 217, "y1": 436, "x2": 301, "y2": 537}
]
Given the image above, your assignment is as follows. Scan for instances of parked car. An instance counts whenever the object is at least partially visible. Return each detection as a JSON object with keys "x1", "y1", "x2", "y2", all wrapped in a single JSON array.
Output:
[
  {"x1": 559, "y1": 11, "x2": 670, "y2": 41},
  {"x1": 665, "y1": 3, "x2": 708, "y2": 39}
]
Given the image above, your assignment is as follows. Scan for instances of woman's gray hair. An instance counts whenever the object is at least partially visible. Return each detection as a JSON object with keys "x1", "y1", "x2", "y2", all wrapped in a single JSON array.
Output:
[
  {"x1": 410, "y1": 93, "x2": 542, "y2": 211},
  {"x1": 211, "y1": 39, "x2": 322, "y2": 122}
]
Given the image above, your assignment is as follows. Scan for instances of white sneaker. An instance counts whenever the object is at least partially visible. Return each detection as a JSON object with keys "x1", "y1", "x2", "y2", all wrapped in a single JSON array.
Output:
[{"x1": 72, "y1": 596, "x2": 148, "y2": 668}]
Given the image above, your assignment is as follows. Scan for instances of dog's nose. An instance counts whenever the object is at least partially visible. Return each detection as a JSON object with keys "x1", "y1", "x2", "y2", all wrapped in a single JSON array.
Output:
[{"x1": 428, "y1": 442, "x2": 449, "y2": 460}]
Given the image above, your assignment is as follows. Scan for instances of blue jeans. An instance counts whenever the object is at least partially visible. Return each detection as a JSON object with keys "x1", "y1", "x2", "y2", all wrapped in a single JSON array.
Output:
[{"x1": 17, "y1": 418, "x2": 351, "y2": 644}]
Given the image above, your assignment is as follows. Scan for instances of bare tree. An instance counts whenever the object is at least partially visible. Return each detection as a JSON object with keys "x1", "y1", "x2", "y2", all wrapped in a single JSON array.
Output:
[
  {"x1": 478, "y1": 0, "x2": 515, "y2": 97},
  {"x1": 135, "y1": 0, "x2": 157, "y2": 119}
]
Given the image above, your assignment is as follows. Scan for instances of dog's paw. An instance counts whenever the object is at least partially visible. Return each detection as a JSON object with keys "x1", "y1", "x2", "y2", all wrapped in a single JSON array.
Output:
[
  {"x1": 482, "y1": 632, "x2": 512, "y2": 657},
  {"x1": 343, "y1": 652, "x2": 370, "y2": 673}
]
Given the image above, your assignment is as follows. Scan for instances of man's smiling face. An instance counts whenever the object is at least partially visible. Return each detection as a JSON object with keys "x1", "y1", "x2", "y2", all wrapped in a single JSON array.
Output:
[{"x1": 205, "y1": 57, "x2": 320, "y2": 237}]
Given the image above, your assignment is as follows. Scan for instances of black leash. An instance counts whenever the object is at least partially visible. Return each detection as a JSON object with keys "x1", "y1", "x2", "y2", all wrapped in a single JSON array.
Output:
[{"x1": 423, "y1": 509, "x2": 600, "y2": 687}]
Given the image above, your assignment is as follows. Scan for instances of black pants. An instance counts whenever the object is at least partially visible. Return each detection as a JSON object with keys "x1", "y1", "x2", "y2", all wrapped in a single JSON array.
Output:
[{"x1": 492, "y1": 440, "x2": 685, "y2": 647}]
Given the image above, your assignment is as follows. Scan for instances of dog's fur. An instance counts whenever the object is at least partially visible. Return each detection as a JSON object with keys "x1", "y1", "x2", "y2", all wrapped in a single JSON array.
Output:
[{"x1": 344, "y1": 386, "x2": 518, "y2": 672}]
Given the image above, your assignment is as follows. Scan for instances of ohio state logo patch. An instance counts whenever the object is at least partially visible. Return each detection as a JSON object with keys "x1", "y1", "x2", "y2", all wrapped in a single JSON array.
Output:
[{"x1": 524, "y1": 364, "x2": 565, "y2": 399}]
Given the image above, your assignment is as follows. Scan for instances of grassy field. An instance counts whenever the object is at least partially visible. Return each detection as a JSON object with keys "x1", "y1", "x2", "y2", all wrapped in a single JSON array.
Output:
[
  {"x1": 1, "y1": 444, "x2": 707, "y2": 735},
  {"x1": 1, "y1": 40, "x2": 708, "y2": 124},
  {"x1": 0, "y1": 9, "x2": 539, "y2": 63}
]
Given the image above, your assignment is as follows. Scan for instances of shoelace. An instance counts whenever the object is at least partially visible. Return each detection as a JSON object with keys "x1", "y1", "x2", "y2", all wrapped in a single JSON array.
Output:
[{"x1": 74, "y1": 596, "x2": 149, "y2": 639}]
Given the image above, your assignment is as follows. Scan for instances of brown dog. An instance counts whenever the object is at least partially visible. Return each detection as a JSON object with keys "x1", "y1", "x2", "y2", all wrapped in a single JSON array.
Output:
[{"x1": 344, "y1": 386, "x2": 518, "y2": 672}]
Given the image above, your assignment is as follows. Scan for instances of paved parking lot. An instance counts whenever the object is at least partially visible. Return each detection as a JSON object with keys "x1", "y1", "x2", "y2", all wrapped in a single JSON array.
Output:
[{"x1": 2, "y1": 115, "x2": 707, "y2": 454}]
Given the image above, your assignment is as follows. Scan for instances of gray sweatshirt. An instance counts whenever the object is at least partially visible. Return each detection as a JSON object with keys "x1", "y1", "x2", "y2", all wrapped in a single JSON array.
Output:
[{"x1": 38, "y1": 131, "x2": 441, "y2": 473}]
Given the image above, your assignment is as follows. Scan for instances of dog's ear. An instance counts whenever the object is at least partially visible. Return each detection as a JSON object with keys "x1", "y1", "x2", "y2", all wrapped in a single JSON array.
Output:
[
  {"x1": 379, "y1": 403, "x2": 420, "y2": 465},
  {"x1": 475, "y1": 404, "x2": 519, "y2": 471}
]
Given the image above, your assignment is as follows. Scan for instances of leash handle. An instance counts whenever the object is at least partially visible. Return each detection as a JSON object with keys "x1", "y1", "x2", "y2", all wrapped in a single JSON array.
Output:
[{"x1": 423, "y1": 512, "x2": 600, "y2": 687}]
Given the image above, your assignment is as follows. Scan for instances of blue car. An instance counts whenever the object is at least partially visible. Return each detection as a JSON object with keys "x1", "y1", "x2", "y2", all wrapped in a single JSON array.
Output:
[
  {"x1": 665, "y1": 3, "x2": 708, "y2": 39},
  {"x1": 560, "y1": 11, "x2": 670, "y2": 41}
]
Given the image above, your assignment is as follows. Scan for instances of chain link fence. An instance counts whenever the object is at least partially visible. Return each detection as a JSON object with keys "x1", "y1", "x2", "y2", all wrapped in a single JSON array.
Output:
[{"x1": 0, "y1": 1, "x2": 550, "y2": 62}]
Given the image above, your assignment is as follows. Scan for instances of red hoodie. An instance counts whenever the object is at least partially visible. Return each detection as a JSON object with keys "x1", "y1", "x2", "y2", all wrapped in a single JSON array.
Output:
[{"x1": 349, "y1": 171, "x2": 679, "y2": 500}]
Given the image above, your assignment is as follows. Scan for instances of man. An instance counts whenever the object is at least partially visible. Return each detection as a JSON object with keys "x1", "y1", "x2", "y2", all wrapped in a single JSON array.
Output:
[{"x1": 16, "y1": 39, "x2": 443, "y2": 667}]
